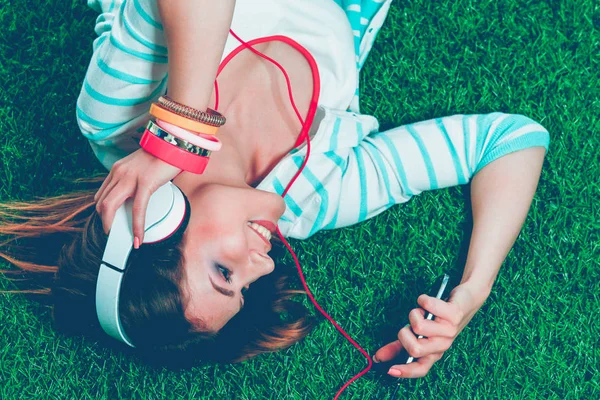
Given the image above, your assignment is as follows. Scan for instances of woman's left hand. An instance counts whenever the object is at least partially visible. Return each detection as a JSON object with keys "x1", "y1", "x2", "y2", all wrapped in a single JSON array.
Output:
[{"x1": 373, "y1": 281, "x2": 488, "y2": 378}]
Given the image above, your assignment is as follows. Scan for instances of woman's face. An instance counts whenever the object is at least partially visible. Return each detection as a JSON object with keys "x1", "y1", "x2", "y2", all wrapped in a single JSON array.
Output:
[{"x1": 180, "y1": 183, "x2": 286, "y2": 331}]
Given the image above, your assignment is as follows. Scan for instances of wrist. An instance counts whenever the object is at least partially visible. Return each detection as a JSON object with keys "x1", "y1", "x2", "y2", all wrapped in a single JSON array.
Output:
[{"x1": 458, "y1": 279, "x2": 491, "y2": 308}]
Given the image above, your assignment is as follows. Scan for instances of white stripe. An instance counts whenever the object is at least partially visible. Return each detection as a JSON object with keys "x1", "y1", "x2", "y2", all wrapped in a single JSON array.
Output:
[
  {"x1": 468, "y1": 116, "x2": 478, "y2": 169},
  {"x1": 481, "y1": 114, "x2": 509, "y2": 156},
  {"x1": 360, "y1": 17, "x2": 369, "y2": 25},
  {"x1": 439, "y1": 115, "x2": 469, "y2": 182},
  {"x1": 78, "y1": 118, "x2": 99, "y2": 134},
  {"x1": 346, "y1": 4, "x2": 361, "y2": 12},
  {"x1": 353, "y1": 29, "x2": 361, "y2": 37}
]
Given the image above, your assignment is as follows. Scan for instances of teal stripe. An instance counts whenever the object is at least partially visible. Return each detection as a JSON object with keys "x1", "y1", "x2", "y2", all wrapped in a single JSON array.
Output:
[
  {"x1": 96, "y1": 57, "x2": 162, "y2": 84},
  {"x1": 462, "y1": 115, "x2": 473, "y2": 176},
  {"x1": 109, "y1": 34, "x2": 168, "y2": 63},
  {"x1": 322, "y1": 151, "x2": 345, "y2": 231},
  {"x1": 272, "y1": 178, "x2": 303, "y2": 218},
  {"x1": 133, "y1": 0, "x2": 164, "y2": 31},
  {"x1": 354, "y1": 122, "x2": 369, "y2": 220},
  {"x1": 329, "y1": 117, "x2": 342, "y2": 151},
  {"x1": 324, "y1": 151, "x2": 347, "y2": 170},
  {"x1": 108, "y1": 0, "x2": 115, "y2": 12},
  {"x1": 292, "y1": 157, "x2": 329, "y2": 237},
  {"x1": 406, "y1": 125, "x2": 438, "y2": 189},
  {"x1": 435, "y1": 118, "x2": 467, "y2": 185},
  {"x1": 96, "y1": 34, "x2": 108, "y2": 48},
  {"x1": 122, "y1": 7, "x2": 168, "y2": 54},
  {"x1": 363, "y1": 141, "x2": 395, "y2": 207},
  {"x1": 356, "y1": 119, "x2": 368, "y2": 143},
  {"x1": 476, "y1": 131, "x2": 550, "y2": 173},
  {"x1": 352, "y1": 147, "x2": 369, "y2": 221},
  {"x1": 83, "y1": 76, "x2": 166, "y2": 106},
  {"x1": 76, "y1": 106, "x2": 124, "y2": 140},
  {"x1": 323, "y1": 208, "x2": 340, "y2": 230},
  {"x1": 378, "y1": 134, "x2": 413, "y2": 197},
  {"x1": 77, "y1": 104, "x2": 124, "y2": 129},
  {"x1": 93, "y1": 34, "x2": 108, "y2": 53},
  {"x1": 96, "y1": 14, "x2": 107, "y2": 24}
]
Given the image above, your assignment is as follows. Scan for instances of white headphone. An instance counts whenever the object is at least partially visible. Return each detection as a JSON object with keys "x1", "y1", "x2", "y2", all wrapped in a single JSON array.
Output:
[{"x1": 95, "y1": 182, "x2": 189, "y2": 347}]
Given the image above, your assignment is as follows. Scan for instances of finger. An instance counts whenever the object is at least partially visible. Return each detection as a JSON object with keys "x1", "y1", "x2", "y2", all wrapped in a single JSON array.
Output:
[
  {"x1": 399, "y1": 324, "x2": 453, "y2": 359},
  {"x1": 408, "y1": 307, "x2": 456, "y2": 338},
  {"x1": 94, "y1": 174, "x2": 113, "y2": 204},
  {"x1": 99, "y1": 182, "x2": 135, "y2": 235},
  {"x1": 417, "y1": 294, "x2": 464, "y2": 326},
  {"x1": 131, "y1": 182, "x2": 152, "y2": 246},
  {"x1": 388, "y1": 353, "x2": 443, "y2": 378},
  {"x1": 96, "y1": 177, "x2": 120, "y2": 215},
  {"x1": 374, "y1": 339, "x2": 403, "y2": 363}
]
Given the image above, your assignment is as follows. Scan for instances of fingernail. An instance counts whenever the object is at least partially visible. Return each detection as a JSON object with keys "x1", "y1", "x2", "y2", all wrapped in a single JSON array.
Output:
[
  {"x1": 388, "y1": 368, "x2": 401, "y2": 377},
  {"x1": 372, "y1": 355, "x2": 380, "y2": 363},
  {"x1": 134, "y1": 237, "x2": 140, "y2": 249}
]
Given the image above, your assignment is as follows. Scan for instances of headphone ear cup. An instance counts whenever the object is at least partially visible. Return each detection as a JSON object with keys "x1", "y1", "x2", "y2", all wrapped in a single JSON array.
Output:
[{"x1": 142, "y1": 189, "x2": 191, "y2": 250}]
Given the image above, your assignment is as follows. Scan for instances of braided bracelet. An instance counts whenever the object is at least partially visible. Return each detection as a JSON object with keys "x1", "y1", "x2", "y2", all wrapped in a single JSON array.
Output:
[
  {"x1": 149, "y1": 103, "x2": 219, "y2": 135},
  {"x1": 158, "y1": 95, "x2": 226, "y2": 127}
]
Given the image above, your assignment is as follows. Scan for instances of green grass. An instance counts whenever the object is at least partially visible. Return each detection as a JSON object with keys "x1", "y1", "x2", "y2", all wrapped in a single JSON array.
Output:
[{"x1": 1, "y1": 0, "x2": 599, "y2": 398}]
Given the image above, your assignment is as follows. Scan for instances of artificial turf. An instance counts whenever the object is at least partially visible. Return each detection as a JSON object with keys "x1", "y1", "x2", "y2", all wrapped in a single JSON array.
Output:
[{"x1": 1, "y1": 0, "x2": 598, "y2": 399}]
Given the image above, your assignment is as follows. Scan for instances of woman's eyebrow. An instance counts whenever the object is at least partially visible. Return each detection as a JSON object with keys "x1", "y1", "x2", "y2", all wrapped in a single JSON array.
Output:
[{"x1": 208, "y1": 274, "x2": 243, "y2": 311}]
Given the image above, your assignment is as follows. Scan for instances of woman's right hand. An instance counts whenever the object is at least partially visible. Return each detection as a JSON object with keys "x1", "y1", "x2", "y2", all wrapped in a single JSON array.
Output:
[{"x1": 94, "y1": 148, "x2": 182, "y2": 248}]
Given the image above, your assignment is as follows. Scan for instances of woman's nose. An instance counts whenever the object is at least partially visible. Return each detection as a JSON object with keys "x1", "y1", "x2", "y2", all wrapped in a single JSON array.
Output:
[{"x1": 249, "y1": 250, "x2": 275, "y2": 275}]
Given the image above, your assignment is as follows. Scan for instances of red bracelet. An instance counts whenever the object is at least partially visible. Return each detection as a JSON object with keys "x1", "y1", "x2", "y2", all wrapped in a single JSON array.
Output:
[{"x1": 139, "y1": 129, "x2": 209, "y2": 174}]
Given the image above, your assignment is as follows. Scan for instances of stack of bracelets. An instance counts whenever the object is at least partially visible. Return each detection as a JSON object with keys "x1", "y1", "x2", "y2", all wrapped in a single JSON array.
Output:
[{"x1": 139, "y1": 95, "x2": 226, "y2": 174}]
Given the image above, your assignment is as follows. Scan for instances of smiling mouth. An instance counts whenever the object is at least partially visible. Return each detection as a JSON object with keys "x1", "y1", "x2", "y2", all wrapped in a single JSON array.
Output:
[{"x1": 247, "y1": 221, "x2": 273, "y2": 243}]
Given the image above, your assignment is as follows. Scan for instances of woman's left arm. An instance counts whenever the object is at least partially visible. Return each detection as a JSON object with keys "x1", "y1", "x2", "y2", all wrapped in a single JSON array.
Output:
[{"x1": 375, "y1": 145, "x2": 547, "y2": 378}]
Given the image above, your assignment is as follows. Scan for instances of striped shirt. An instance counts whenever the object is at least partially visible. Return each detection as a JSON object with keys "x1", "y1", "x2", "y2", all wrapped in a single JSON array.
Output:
[{"x1": 76, "y1": 0, "x2": 550, "y2": 239}]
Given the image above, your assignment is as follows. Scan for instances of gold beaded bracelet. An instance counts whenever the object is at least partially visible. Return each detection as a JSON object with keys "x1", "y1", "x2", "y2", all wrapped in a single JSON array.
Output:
[{"x1": 158, "y1": 95, "x2": 226, "y2": 127}]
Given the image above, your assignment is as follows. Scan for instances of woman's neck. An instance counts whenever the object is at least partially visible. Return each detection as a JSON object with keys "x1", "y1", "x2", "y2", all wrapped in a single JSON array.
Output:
[{"x1": 174, "y1": 41, "x2": 314, "y2": 192}]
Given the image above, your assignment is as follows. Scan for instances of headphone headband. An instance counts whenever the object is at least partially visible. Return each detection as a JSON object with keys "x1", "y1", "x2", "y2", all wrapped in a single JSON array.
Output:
[{"x1": 95, "y1": 182, "x2": 188, "y2": 347}]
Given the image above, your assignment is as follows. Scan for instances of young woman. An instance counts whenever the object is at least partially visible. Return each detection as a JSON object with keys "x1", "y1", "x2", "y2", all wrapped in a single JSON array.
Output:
[{"x1": 0, "y1": 0, "x2": 549, "y2": 379}]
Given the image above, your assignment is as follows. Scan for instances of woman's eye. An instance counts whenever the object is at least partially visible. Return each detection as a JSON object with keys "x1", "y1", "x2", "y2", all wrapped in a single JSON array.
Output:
[{"x1": 217, "y1": 264, "x2": 232, "y2": 283}]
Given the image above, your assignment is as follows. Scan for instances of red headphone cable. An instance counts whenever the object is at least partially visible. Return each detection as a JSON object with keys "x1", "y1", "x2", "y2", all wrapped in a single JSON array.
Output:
[{"x1": 214, "y1": 30, "x2": 373, "y2": 399}]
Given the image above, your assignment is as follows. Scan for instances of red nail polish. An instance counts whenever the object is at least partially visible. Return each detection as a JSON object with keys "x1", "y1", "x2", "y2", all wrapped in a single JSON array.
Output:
[{"x1": 134, "y1": 237, "x2": 140, "y2": 249}]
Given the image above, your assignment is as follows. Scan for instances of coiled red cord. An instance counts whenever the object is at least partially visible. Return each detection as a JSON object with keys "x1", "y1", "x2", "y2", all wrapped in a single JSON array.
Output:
[{"x1": 214, "y1": 29, "x2": 373, "y2": 399}]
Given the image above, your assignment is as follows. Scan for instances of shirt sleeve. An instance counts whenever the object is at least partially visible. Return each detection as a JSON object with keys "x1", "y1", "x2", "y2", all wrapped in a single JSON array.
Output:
[
  {"x1": 76, "y1": 0, "x2": 169, "y2": 169},
  {"x1": 320, "y1": 112, "x2": 550, "y2": 232}
]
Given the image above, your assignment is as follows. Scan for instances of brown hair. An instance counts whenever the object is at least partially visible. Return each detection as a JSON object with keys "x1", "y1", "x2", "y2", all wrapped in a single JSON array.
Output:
[{"x1": 0, "y1": 176, "x2": 315, "y2": 367}]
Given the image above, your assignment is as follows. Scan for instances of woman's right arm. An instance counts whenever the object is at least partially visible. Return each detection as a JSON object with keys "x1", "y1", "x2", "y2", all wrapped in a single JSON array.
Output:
[
  {"x1": 157, "y1": 0, "x2": 235, "y2": 111},
  {"x1": 77, "y1": 0, "x2": 234, "y2": 138},
  {"x1": 80, "y1": 0, "x2": 235, "y2": 244}
]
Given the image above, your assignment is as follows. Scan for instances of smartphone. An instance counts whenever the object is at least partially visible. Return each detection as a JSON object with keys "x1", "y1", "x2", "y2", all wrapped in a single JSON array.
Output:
[{"x1": 371, "y1": 273, "x2": 453, "y2": 374}]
